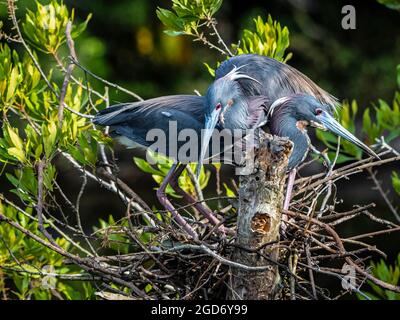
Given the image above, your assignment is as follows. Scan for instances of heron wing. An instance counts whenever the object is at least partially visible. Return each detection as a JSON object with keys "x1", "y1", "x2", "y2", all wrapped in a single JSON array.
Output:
[
  {"x1": 92, "y1": 95, "x2": 206, "y2": 151},
  {"x1": 215, "y1": 54, "x2": 338, "y2": 112},
  {"x1": 92, "y1": 95, "x2": 206, "y2": 126},
  {"x1": 245, "y1": 95, "x2": 271, "y2": 129}
]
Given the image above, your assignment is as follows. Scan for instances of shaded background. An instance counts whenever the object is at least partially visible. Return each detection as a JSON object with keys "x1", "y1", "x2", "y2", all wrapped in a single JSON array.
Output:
[{"x1": 1, "y1": 0, "x2": 399, "y2": 296}]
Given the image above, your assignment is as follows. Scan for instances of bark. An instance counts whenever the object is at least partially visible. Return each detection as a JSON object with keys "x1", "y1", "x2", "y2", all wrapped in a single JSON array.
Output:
[{"x1": 229, "y1": 132, "x2": 292, "y2": 300}]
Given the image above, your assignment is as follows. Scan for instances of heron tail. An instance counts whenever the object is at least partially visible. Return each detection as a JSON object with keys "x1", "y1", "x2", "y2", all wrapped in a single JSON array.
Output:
[{"x1": 92, "y1": 103, "x2": 134, "y2": 126}]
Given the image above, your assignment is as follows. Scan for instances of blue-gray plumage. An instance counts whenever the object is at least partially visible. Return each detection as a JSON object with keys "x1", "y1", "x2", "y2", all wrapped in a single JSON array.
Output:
[
  {"x1": 93, "y1": 95, "x2": 205, "y2": 156},
  {"x1": 199, "y1": 54, "x2": 377, "y2": 173},
  {"x1": 215, "y1": 54, "x2": 337, "y2": 110},
  {"x1": 93, "y1": 53, "x2": 379, "y2": 237},
  {"x1": 266, "y1": 94, "x2": 378, "y2": 169},
  {"x1": 92, "y1": 94, "x2": 267, "y2": 163}
]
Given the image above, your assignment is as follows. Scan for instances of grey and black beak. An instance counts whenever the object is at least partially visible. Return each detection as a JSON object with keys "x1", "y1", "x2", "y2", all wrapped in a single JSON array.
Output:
[
  {"x1": 197, "y1": 108, "x2": 221, "y2": 178},
  {"x1": 317, "y1": 110, "x2": 379, "y2": 159}
]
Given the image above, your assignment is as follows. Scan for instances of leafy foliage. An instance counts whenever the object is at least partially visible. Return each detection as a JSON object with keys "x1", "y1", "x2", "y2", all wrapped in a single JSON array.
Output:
[
  {"x1": 233, "y1": 15, "x2": 292, "y2": 63},
  {"x1": 0, "y1": 0, "x2": 399, "y2": 300},
  {"x1": 134, "y1": 150, "x2": 210, "y2": 197},
  {"x1": 378, "y1": 0, "x2": 400, "y2": 10},
  {"x1": 0, "y1": 0, "x2": 100, "y2": 299},
  {"x1": 22, "y1": 0, "x2": 91, "y2": 54},
  {"x1": 157, "y1": 0, "x2": 222, "y2": 36},
  {"x1": 358, "y1": 254, "x2": 400, "y2": 300},
  {"x1": 317, "y1": 90, "x2": 400, "y2": 198},
  {"x1": 0, "y1": 201, "x2": 95, "y2": 299},
  {"x1": 392, "y1": 172, "x2": 400, "y2": 196}
]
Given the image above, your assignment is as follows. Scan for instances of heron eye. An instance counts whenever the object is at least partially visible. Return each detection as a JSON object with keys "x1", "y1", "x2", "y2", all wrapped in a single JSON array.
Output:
[
  {"x1": 315, "y1": 108, "x2": 323, "y2": 116},
  {"x1": 215, "y1": 103, "x2": 222, "y2": 110}
]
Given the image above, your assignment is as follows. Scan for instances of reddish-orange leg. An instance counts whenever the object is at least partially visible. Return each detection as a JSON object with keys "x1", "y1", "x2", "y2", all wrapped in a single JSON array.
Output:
[
  {"x1": 281, "y1": 168, "x2": 297, "y2": 234},
  {"x1": 156, "y1": 163, "x2": 198, "y2": 239},
  {"x1": 169, "y1": 163, "x2": 234, "y2": 236}
]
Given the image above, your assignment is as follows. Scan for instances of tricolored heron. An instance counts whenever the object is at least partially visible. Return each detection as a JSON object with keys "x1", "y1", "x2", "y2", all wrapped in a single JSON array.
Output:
[
  {"x1": 200, "y1": 54, "x2": 378, "y2": 211},
  {"x1": 93, "y1": 54, "x2": 378, "y2": 238},
  {"x1": 92, "y1": 92, "x2": 264, "y2": 237}
]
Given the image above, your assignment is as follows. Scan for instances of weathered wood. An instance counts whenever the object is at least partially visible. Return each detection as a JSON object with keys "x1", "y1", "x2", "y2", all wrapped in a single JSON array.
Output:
[{"x1": 229, "y1": 132, "x2": 292, "y2": 300}]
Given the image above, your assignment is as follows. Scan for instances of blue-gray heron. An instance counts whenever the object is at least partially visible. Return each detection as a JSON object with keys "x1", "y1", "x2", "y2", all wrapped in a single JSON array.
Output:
[
  {"x1": 201, "y1": 54, "x2": 377, "y2": 211},
  {"x1": 93, "y1": 54, "x2": 378, "y2": 238}
]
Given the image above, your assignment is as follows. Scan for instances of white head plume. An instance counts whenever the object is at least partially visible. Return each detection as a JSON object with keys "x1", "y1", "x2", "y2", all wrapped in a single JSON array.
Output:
[
  {"x1": 266, "y1": 96, "x2": 292, "y2": 120},
  {"x1": 223, "y1": 64, "x2": 261, "y2": 85}
]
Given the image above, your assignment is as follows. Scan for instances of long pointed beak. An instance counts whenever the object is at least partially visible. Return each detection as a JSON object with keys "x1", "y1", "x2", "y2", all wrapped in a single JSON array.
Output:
[
  {"x1": 318, "y1": 111, "x2": 379, "y2": 159},
  {"x1": 197, "y1": 108, "x2": 221, "y2": 178}
]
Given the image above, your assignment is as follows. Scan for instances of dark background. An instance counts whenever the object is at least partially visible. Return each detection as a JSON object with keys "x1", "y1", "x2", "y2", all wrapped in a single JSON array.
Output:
[{"x1": 1, "y1": 0, "x2": 399, "y2": 296}]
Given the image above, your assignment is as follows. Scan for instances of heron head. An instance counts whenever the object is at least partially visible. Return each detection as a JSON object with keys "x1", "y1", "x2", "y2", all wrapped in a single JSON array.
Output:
[
  {"x1": 197, "y1": 66, "x2": 261, "y2": 177},
  {"x1": 269, "y1": 94, "x2": 379, "y2": 160}
]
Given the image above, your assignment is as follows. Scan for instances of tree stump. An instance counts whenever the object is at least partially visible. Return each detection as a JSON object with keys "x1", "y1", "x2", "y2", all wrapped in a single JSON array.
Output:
[{"x1": 229, "y1": 132, "x2": 292, "y2": 300}]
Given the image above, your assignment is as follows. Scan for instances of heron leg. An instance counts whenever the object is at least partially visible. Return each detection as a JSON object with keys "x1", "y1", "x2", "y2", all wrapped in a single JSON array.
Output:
[
  {"x1": 156, "y1": 163, "x2": 198, "y2": 239},
  {"x1": 283, "y1": 168, "x2": 296, "y2": 211},
  {"x1": 281, "y1": 168, "x2": 297, "y2": 235},
  {"x1": 169, "y1": 164, "x2": 234, "y2": 236}
]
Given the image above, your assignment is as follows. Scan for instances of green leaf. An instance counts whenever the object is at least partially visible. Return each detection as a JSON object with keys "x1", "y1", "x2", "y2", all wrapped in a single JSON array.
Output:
[
  {"x1": 223, "y1": 183, "x2": 236, "y2": 197},
  {"x1": 234, "y1": 14, "x2": 291, "y2": 62},
  {"x1": 144, "y1": 283, "x2": 153, "y2": 293},
  {"x1": 203, "y1": 62, "x2": 215, "y2": 77},
  {"x1": 42, "y1": 122, "x2": 58, "y2": 158},
  {"x1": 133, "y1": 157, "x2": 160, "y2": 175},
  {"x1": 71, "y1": 13, "x2": 92, "y2": 38},
  {"x1": 156, "y1": 8, "x2": 184, "y2": 32},
  {"x1": 6, "y1": 67, "x2": 20, "y2": 102},
  {"x1": 392, "y1": 172, "x2": 400, "y2": 195},
  {"x1": 7, "y1": 126, "x2": 24, "y2": 151},
  {"x1": 7, "y1": 147, "x2": 26, "y2": 163}
]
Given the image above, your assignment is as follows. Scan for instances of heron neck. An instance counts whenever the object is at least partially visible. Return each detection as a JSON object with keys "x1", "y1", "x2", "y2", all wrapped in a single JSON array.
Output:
[
  {"x1": 223, "y1": 99, "x2": 249, "y2": 130},
  {"x1": 269, "y1": 114, "x2": 310, "y2": 170}
]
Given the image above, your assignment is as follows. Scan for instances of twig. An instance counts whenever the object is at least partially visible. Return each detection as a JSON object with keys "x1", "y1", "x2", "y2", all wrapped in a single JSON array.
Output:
[
  {"x1": 320, "y1": 204, "x2": 376, "y2": 221},
  {"x1": 58, "y1": 21, "x2": 76, "y2": 128},
  {"x1": 373, "y1": 136, "x2": 400, "y2": 156},
  {"x1": 0, "y1": 212, "x2": 150, "y2": 298},
  {"x1": 306, "y1": 243, "x2": 317, "y2": 299},
  {"x1": 96, "y1": 168, "x2": 156, "y2": 226},
  {"x1": 285, "y1": 210, "x2": 400, "y2": 293},
  {"x1": 191, "y1": 30, "x2": 230, "y2": 57},
  {"x1": 346, "y1": 226, "x2": 400, "y2": 241},
  {"x1": 367, "y1": 168, "x2": 400, "y2": 222},
  {"x1": 52, "y1": 51, "x2": 106, "y2": 102},
  {"x1": 36, "y1": 159, "x2": 55, "y2": 243},
  {"x1": 70, "y1": 57, "x2": 143, "y2": 101},
  {"x1": 209, "y1": 18, "x2": 233, "y2": 57},
  {"x1": 167, "y1": 244, "x2": 273, "y2": 271},
  {"x1": 295, "y1": 155, "x2": 400, "y2": 196},
  {"x1": 1, "y1": 194, "x2": 94, "y2": 256},
  {"x1": 186, "y1": 165, "x2": 206, "y2": 204},
  {"x1": 75, "y1": 172, "x2": 97, "y2": 255},
  {"x1": 295, "y1": 150, "x2": 391, "y2": 187}
]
